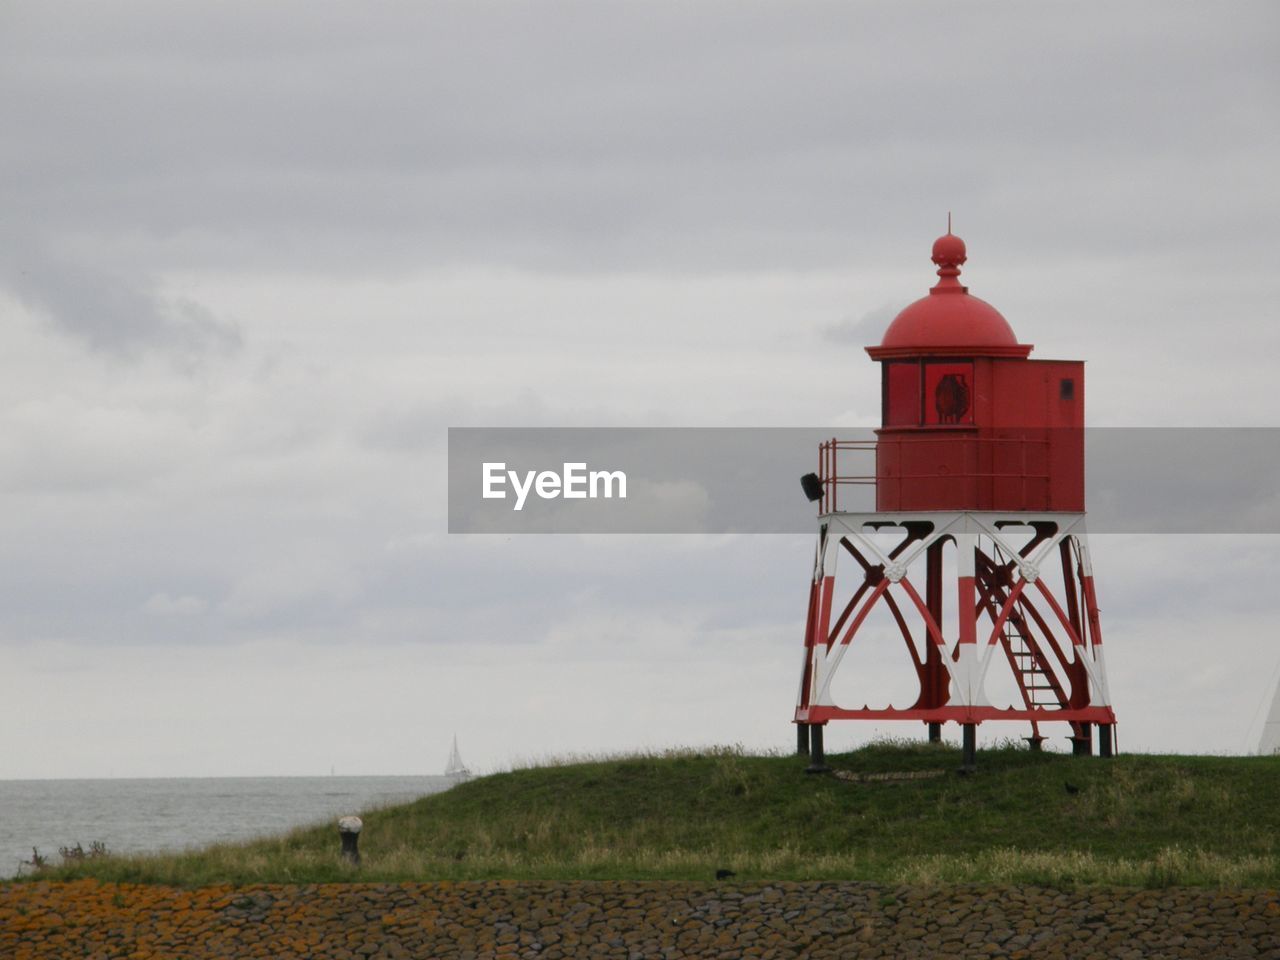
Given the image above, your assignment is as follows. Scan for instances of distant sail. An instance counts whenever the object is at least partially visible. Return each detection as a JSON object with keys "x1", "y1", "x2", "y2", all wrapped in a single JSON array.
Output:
[
  {"x1": 445, "y1": 735, "x2": 472, "y2": 778},
  {"x1": 1261, "y1": 676, "x2": 1280, "y2": 756}
]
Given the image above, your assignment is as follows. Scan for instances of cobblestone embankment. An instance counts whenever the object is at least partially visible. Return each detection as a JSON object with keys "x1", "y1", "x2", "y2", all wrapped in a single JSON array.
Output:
[{"x1": 2, "y1": 880, "x2": 1277, "y2": 959}]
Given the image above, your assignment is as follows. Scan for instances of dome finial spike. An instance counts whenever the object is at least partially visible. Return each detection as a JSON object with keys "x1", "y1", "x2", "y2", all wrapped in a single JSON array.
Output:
[{"x1": 930, "y1": 227, "x2": 967, "y2": 290}]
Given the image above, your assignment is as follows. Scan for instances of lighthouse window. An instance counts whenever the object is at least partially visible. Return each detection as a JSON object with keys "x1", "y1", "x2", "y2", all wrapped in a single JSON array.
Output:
[
  {"x1": 923, "y1": 362, "x2": 975, "y2": 426},
  {"x1": 1060, "y1": 378, "x2": 1075, "y2": 400},
  {"x1": 883, "y1": 362, "x2": 921, "y2": 426}
]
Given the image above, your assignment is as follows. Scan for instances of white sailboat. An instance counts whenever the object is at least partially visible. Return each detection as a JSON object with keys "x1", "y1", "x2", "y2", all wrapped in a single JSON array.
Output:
[
  {"x1": 1260, "y1": 675, "x2": 1280, "y2": 756},
  {"x1": 445, "y1": 734, "x2": 472, "y2": 779}
]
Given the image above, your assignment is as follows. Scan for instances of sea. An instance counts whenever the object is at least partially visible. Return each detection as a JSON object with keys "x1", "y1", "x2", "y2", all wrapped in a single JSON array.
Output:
[{"x1": 0, "y1": 775, "x2": 456, "y2": 879}]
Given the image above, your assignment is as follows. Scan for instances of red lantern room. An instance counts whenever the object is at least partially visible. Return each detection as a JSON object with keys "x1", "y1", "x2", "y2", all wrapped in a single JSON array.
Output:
[
  {"x1": 794, "y1": 228, "x2": 1115, "y2": 771},
  {"x1": 871, "y1": 230, "x2": 1083, "y2": 513}
]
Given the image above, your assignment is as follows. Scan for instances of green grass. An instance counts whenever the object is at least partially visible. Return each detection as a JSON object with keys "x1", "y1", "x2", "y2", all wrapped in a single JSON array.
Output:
[{"x1": 25, "y1": 742, "x2": 1280, "y2": 888}]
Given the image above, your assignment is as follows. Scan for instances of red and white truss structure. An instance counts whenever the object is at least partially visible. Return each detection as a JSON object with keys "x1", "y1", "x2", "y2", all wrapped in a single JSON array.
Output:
[{"x1": 795, "y1": 510, "x2": 1114, "y2": 753}]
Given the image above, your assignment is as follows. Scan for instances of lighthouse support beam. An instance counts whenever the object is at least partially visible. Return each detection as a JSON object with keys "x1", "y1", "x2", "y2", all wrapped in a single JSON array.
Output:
[{"x1": 794, "y1": 511, "x2": 1116, "y2": 767}]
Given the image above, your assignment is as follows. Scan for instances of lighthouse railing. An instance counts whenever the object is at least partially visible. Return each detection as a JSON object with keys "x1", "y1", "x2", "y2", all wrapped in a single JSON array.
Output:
[
  {"x1": 817, "y1": 438, "x2": 877, "y2": 514},
  {"x1": 818, "y1": 434, "x2": 1056, "y2": 514}
]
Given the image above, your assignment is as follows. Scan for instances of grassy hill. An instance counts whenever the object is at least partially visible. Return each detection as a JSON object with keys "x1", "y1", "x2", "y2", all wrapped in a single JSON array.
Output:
[{"x1": 29, "y1": 743, "x2": 1280, "y2": 888}]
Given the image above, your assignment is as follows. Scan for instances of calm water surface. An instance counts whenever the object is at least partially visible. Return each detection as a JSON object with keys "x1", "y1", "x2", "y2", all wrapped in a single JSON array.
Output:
[{"x1": 0, "y1": 775, "x2": 455, "y2": 878}]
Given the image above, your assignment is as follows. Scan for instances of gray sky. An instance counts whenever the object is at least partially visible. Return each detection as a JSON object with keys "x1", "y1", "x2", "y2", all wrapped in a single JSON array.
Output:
[{"x1": 1, "y1": 1, "x2": 1278, "y2": 777}]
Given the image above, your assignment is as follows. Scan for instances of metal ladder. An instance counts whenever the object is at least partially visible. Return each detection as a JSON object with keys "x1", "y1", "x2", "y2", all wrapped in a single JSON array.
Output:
[{"x1": 1008, "y1": 630, "x2": 1058, "y2": 708}]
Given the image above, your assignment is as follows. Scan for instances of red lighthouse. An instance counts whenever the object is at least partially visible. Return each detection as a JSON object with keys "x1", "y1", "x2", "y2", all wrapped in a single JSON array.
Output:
[{"x1": 795, "y1": 229, "x2": 1116, "y2": 770}]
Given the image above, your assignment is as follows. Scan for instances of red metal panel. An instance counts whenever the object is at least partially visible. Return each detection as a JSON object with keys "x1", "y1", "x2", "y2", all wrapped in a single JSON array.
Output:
[
  {"x1": 990, "y1": 429, "x2": 1049, "y2": 509},
  {"x1": 876, "y1": 432, "x2": 980, "y2": 510},
  {"x1": 990, "y1": 358, "x2": 1084, "y2": 511}
]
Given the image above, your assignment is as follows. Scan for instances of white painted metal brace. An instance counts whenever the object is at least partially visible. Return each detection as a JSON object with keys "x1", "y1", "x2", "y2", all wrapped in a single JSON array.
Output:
[{"x1": 800, "y1": 511, "x2": 1111, "y2": 717}]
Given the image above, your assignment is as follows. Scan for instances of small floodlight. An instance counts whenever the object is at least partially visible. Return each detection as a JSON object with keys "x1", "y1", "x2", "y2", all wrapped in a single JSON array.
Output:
[{"x1": 800, "y1": 472, "x2": 824, "y2": 503}]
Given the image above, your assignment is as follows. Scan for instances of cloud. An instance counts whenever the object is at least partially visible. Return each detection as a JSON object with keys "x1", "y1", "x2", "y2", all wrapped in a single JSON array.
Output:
[
  {"x1": 143, "y1": 592, "x2": 208, "y2": 617},
  {"x1": 217, "y1": 543, "x2": 366, "y2": 623},
  {"x1": 1, "y1": 3, "x2": 1275, "y2": 277},
  {"x1": 825, "y1": 303, "x2": 898, "y2": 345},
  {"x1": 0, "y1": 1, "x2": 1277, "y2": 777},
  {"x1": 0, "y1": 240, "x2": 241, "y2": 356}
]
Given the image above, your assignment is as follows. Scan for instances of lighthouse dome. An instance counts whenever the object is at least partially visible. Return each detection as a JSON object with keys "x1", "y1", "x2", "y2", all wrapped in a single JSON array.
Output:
[{"x1": 867, "y1": 232, "x2": 1032, "y2": 360}]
